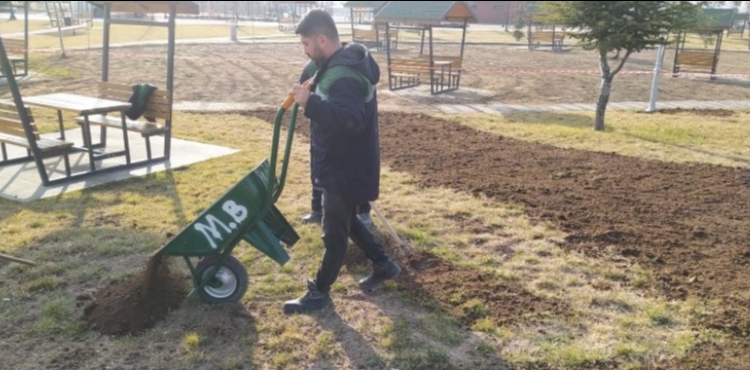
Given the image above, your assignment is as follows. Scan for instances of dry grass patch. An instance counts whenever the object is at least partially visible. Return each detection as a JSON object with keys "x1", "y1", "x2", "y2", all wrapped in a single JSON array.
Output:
[{"x1": 26, "y1": 22, "x2": 288, "y2": 50}]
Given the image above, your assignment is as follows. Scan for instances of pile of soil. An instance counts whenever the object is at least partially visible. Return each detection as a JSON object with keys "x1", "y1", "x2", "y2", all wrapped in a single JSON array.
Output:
[{"x1": 82, "y1": 255, "x2": 188, "y2": 336}]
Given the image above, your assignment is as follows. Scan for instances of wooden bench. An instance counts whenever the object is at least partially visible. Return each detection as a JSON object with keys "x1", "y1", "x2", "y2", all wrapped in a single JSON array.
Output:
[
  {"x1": 0, "y1": 101, "x2": 73, "y2": 176},
  {"x1": 528, "y1": 31, "x2": 565, "y2": 51},
  {"x1": 278, "y1": 17, "x2": 297, "y2": 32},
  {"x1": 388, "y1": 56, "x2": 461, "y2": 94},
  {"x1": 388, "y1": 57, "x2": 435, "y2": 90},
  {"x1": 0, "y1": 37, "x2": 27, "y2": 76},
  {"x1": 75, "y1": 82, "x2": 172, "y2": 160},
  {"x1": 434, "y1": 55, "x2": 462, "y2": 88},
  {"x1": 352, "y1": 27, "x2": 398, "y2": 50},
  {"x1": 672, "y1": 50, "x2": 717, "y2": 79}
]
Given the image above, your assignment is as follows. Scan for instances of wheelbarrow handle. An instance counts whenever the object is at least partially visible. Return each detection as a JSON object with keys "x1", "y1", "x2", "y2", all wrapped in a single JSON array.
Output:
[
  {"x1": 270, "y1": 78, "x2": 312, "y2": 202},
  {"x1": 282, "y1": 78, "x2": 312, "y2": 110}
]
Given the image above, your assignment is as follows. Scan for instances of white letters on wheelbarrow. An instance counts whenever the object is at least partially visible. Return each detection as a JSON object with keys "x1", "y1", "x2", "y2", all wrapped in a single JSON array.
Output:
[{"x1": 193, "y1": 200, "x2": 249, "y2": 249}]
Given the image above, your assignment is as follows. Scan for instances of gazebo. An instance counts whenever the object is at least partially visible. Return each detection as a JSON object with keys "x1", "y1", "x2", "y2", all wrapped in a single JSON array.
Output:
[
  {"x1": 274, "y1": 1, "x2": 316, "y2": 32},
  {"x1": 343, "y1": 1, "x2": 396, "y2": 51},
  {"x1": 0, "y1": 1, "x2": 199, "y2": 186},
  {"x1": 728, "y1": 11, "x2": 748, "y2": 38},
  {"x1": 672, "y1": 7, "x2": 735, "y2": 80},
  {"x1": 525, "y1": 1, "x2": 565, "y2": 52},
  {"x1": 373, "y1": 1, "x2": 478, "y2": 94}
]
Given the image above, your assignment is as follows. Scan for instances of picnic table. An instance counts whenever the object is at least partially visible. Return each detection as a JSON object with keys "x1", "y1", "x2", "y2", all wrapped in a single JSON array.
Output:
[{"x1": 22, "y1": 92, "x2": 132, "y2": 171}]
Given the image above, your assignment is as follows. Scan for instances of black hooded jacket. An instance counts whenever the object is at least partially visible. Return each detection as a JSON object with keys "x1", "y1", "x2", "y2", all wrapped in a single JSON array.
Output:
[{"x1": 299, "y1": 42, "x2": 381, "y2": 204}]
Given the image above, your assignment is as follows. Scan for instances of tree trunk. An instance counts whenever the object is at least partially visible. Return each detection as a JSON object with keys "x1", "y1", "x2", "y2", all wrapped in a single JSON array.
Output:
[
  {"x1": 595, "y1": 76, "x2": 612, "y2": 131},
  {"x1": 596, "y1": 50, "x2": 612, "y2": 131}
]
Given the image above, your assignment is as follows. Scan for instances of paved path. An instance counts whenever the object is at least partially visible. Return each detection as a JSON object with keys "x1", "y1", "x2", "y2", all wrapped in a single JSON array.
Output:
[
  {"x1": 173, "y1": 100, "x2": 750, "y2": 114},
  {"x1": 431, "y1": 100, "x2": 750, "y2": 114}
]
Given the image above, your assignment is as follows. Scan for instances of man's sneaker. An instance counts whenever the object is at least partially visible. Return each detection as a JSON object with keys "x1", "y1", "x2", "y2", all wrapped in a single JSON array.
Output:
[
  {"x1": 358, "y1": 259, "x2": 401, "y2": 291},
  {"x1": 358, "y1": 213, "x2": 373, "y2": 229},
  {"x1": 301, "y1": 211, "x2": 322, "y2": 225},
  {"x1": 283, "y1": 279, "x2": 332, "y2": 315}
]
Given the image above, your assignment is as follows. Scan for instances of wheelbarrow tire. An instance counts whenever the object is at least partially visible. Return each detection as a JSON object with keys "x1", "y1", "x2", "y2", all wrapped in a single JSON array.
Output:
[{"x1": 195, "y1": 255, "x2": 248, "y2": 304}]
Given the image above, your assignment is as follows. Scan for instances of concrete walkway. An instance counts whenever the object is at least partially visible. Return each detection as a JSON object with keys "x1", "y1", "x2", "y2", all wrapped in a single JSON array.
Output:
[
  {"x1": 432, "y1": 100, "x2": 750, "y2": 114},
  {"x1": 172, "y1": 99, "x2": 750, "y2": 114}
]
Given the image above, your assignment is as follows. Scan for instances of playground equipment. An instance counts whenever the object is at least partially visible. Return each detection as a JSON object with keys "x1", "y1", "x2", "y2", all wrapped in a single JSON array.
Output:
[{"x1": 149, "y1": 89, "x2": 305, "y2": 304}]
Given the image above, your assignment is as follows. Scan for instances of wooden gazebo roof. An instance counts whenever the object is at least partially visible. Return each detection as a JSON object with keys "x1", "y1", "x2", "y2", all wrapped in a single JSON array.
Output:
[
  {"x1": 697, "y1": 8, "x2": 738, "y2": 30},
  {"x1": 373, "y1": 1, "x2": 478, "y2": 25}
]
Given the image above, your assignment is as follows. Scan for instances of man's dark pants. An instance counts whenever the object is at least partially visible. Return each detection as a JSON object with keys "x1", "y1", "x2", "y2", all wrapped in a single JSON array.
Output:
[
  {"x1": 312, "y1": 187, "x2": 371, "y2": 215},
  {"x1": 315, "y1": 189, "x2": 388, "y2": 293}
]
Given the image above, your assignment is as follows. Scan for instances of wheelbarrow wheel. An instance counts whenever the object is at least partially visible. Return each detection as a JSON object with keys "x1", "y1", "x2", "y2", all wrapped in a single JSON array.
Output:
[{"x1": 195, "y1": 255, "x2": 248, "y2": 303}]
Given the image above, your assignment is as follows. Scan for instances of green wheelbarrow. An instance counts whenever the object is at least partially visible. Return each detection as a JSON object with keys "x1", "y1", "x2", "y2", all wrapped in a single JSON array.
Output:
[{"x1": 150, "y1": 91, "x2": 304, "y2": 303}]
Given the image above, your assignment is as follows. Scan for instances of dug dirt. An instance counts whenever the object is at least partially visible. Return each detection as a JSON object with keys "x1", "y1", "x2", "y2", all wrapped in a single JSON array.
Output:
[
  {"x1": 274, "y1": 109, "x2": 750, "y2": 369},
  {"x1": 82, "y1": 255, "x2": 188, "y2": 336}
]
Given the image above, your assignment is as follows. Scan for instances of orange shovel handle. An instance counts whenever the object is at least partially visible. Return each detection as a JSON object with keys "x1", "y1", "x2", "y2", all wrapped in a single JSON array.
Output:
[{"x1": 282, "y1": 78, "x2": 312, "y2": 110}]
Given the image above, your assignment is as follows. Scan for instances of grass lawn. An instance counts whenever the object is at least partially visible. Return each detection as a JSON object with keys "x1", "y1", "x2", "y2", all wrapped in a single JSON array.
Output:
[
  {"x1": 0, "y1": 107, "x2": 746, "y2": 369},
  {"x1": 452, "y1": 109, "x2": 750, "y2": 169}
]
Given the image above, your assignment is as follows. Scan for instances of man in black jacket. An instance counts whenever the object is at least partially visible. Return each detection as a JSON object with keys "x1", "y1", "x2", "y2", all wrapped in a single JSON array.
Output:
[
  {"x1": 283, "y1": 9, "x2": 401, "y2": 314},
  {"x1": 299, "y1": 59, "x2": 374, "y2": 230}
]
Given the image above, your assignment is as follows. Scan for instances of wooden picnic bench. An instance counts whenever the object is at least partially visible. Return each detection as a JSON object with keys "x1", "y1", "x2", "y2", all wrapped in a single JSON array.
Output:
[
  {"x1": 76, "y1": 82, "x2": 172, "y2": 160},
  {"x1": 0, "y1": 101, "x2": 74, "y2": 176},
  {"x1": 528, "y1": 31, "x2": 565, "y2": 51},
  {"x1": 388, "y1": 57, "x2": 435, "y2": 90},
  {"x1": 388, "y1": 55, "x2": 462, "y2": 94},
  {"x1": 0, "y1": 37, "x2": 27, "y2": 76}
]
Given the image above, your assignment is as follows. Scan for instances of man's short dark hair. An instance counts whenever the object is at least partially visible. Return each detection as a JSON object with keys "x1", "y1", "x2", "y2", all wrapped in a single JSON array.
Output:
[{"x1": 295, "y1": 8, "x2": 339, "y2": 41}]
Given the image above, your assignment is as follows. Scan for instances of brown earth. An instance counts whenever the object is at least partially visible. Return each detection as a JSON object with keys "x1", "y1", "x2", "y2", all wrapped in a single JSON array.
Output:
[
  {"x1": 343, "y1": 232, "x2": 570, "y2": 331},
  {"x1": 81, "y1": 255, "x2": 188, "y2": 336},
  {"x1": 396, "y1": 250, "x2": 571, "y2": 327},
  {"x1": 10, "y1": 42, "x2": 750, "y2": 109},
  {"x1": 268, "y1": 109, "x2": 750, "y2": 369}
]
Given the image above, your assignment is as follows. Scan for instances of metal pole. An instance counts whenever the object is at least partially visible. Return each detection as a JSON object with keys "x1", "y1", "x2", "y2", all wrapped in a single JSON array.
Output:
[
  {"x1": 386, "y1": 22, "x2": 392, "y2": 90},
  {"x1": 102, "y1": 3, "x2": 110, "y2": 81},
  {"x1": 645, "y1": 43, "x2": 665, "y2": 113},
  {"x1": 24, "y1": 1, "x2": 28, "y2": 75},
  {"x1": 429, "y1": 25, "x2": 434, "y2": 94},
  {"x1": 54, "y1": 1, "x2": 67, "y2": 57},
  {"x1": 165, "y1": 3, "x2": 176, "y2": 159}
]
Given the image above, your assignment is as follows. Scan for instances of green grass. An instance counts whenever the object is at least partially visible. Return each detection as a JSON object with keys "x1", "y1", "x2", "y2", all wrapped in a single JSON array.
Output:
[
  {"x1": 453, "y1": 109, "x2": 750, "y2": 169},
  {"x1": 0, "y1": 109, "x2": 744, "y2": 369}
]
